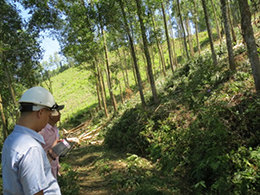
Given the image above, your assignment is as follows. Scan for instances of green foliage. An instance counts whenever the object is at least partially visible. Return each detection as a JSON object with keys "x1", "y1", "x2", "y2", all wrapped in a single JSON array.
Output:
[
  {"x1": 108, "y1": 154, "x2": 176, "y2": 195},
  {"x1": 230, "y1": 147, "x2": 260, "y2": 194},
  {"x1": 104, "y1": 106, "x2": 150, "y2": 155},
  {"x1": 42, "y1": 67, "x2": 96, "y2": 127},
  {"x1": 58, "y1": 163, "x2": 80, "y2": 195},
  {"x1": 0, "y1": 0, "x2": 43, "y2": 131},
  {"x1": 103, "y1": 51, "x2": 260, "y2": 194}
]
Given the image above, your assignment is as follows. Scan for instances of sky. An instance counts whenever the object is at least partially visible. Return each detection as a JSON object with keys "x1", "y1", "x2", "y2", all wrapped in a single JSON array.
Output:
[
  {"x1": 18, "y1": 3, "x2": 61, "y2": 62},
  {"x1": 40, "y1": 34, "x2": 61, "y2": 62}
]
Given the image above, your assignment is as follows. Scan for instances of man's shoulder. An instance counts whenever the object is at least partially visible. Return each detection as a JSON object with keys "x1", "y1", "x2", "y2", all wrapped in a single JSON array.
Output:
[{"x1": 3, "y1": 130, "x2": 41, "y2": 152}]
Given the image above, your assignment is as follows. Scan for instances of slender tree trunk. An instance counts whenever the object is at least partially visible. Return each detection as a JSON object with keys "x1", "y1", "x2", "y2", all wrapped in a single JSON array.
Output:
[
  {"x1": 136, "y1": 0, "x2": 159, "y2": 104},
  {"x1": 95, "y1": 58, "x2": 109, "y2": 118},
  {"x1": 0, "y1": 93, "x2": 7, "y2": 140},
  {"x1": 177, "y1": 0, "x2": 190, "y2": 60},
  {"x1": 4, "y1": 70, "x2": 17, "y2": 108},
  {"x1": 4, "y1": 65, "x2": 19, "y2": 122},
  {"x1": 141, "y1": 50, "x2": 149, "y2": 83},
  {"x1": 130, "y1": 52, "x2": 138, "y2": 86},
  {"x1": 161, "y1": 2, "x2": 174, "y2": 73},
  {"x1": 173, "y1": 4, "x2": 185, "y2": 60},
  {"x1": 220, "y1": 0, "x2": 235, "y2": 71},
  {"x1": 101, "y1": 69, "x2": 107, "y2": 100},
  {"x1": 227, "y1": 0, "x2": 237, "y2": 44},
  {"x1": 95, "y1": 71, "x2": 102, "y2": 110},
  {"x1": 43, "y1": 70, "x2": 53, "y2": 94},
  {"x1": 210, "y1": 0, "x2": 222, "y2": 42},
  {"x1": 185, "y1": 18, "x2": 194, "y2": 57},
  {"x1": 118, "y1": 50, "x2": 127, "y2": 89},
  {"x1": 150, "y1": 46, "x2": 155, "y2": 69},
  {"x1": 175, "y1": 18, "x2": 185, "y2": 58},
  {"x1": 238, "y1": 0, "x2": 260, "y2": 92},
  {"x1": 119, "y1": 0, "x2": 146, "y2": 107},
  {"x1": 151, "y1": 13, "x2": 166, "y2": 76},
  {"x1": 166, "y1": 3, "x2": 178, "y2": 67},
  {"x1": 193, "y1": 0, "x2": 201, "y2": 55},
  {"x1": 101, "y1": 27, "x2": 117, "y2": 112},
  {"x1": 123, "y1": 49, "x2": 130, "y2": 88},
  {"x1": 201, "y1": 0, "x2": 218, "y2": 65},
  {"x1": 119, "y1": 79, "x2": 124, "y2": 104},
  {"x1": 170, "y1": 29, "x2": 178, "y2": 66},
  {"x1": 169, "y1": 27, "x2": 178, "y2": 66}
]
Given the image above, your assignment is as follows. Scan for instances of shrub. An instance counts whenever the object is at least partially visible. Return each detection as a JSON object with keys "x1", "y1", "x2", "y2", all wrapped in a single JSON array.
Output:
[
  {"x1": 58, "y1": 163, "x2": 80, "y2": 195},
  {"x1": 104, "y1": 106, "x2": 149, "y2": 155}
]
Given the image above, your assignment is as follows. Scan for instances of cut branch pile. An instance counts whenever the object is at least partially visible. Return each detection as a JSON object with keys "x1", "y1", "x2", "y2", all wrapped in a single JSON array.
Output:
[{"x1": 62, "y1": 118, "x2": 111, "y2": 145}]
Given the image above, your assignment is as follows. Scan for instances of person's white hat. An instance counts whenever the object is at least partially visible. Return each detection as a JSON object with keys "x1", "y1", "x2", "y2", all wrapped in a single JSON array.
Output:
[{"x1": 19, "y1": 86, "x2": 59, "y2": 116}]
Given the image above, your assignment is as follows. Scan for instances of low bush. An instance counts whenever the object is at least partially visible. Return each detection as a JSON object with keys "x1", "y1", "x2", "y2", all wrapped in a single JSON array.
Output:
[
  {"x1": 104, "y1": 53, "x2": 260, "y2": 194},
  {"x1": 58, "y1": 163, "x2": 80, "y2": 195}
]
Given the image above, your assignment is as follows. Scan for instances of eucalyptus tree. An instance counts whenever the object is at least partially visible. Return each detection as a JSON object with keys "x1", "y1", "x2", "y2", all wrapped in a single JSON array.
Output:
[
  {"x1": 176, "y1": 0, "x2": 190, "y2": 60},
  {"x1": 220, "y1": 0, "x2": 235, "y2": 71},
  {"x1": 40, "y1": 61, "x2": 53, "y2": 93},
  {"x1": 1, "y1": 0, "x2": 43, "y2": 135},
  {"x1": 229, "y1": 0, "x2": 240, "y2": 26},
  {"x1": 227, "y1": 0, "x2": 237, "y2": 44},
  {"x1": 182, "y1": 0, "x2": 195, "y2": 57},
  {"x1": 185, "y1": 18, "x2": 194, "y2": 57},
  {"x1": 0, "y1": 93, "x2": 7, "y2": 140},
  {"x1": 55, "y1": 0, "x2": 111, "y2": 115},
  {"x1": 94, "y1": 57, "x2": 109, "y2": 117},
  {"x1": 118, "y1": 0, "x2": 146, "y2": 107},
  {"x1": 49, "y1": 52, "x2": 62, "y2": 71},
  {"x1": 250, "y1": 0, "x2": 260, "y2": 21},
  {"x1": 122, "y1": 48, "x2": 131, "y2": 88},
  {"x1": 165, "y1": 3, "x2": 178, "y2": 67},
  {"x1": 95, "y1": 0, "x2": 118, "y2": 113},
  {"x1": 117, "y1": 49, "x2": 129, "y2": 90},
  {"x1": 104, "y1": 26, "x2": 128, "y2": 104},
  {"x1": 238, "y1": 0, "x2": 260, "y2": 92},
  {"x1": 191, "y1": 0, "x2": 201, "y2": 55},
  {"x1": 201, "y1": 0, "x2": 217, "y2": 65},
  {"x1": 210, "y1": 0, "x2": 222, "y2": 42},
  {"x1": 135, "y1": 0, "x2": 159, "y2": 104},
  {"x1": 161, "y1": 0, "x2": 174, "y2": 73},
  {"x1": 150, "y1": 8, "x2": 167, "y2": 77}
]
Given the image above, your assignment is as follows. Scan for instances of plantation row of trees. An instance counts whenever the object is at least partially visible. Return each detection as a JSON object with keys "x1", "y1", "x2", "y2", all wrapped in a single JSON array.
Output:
[{"x1": 1, "y1": 0, "x2": 260, "y2": 138}]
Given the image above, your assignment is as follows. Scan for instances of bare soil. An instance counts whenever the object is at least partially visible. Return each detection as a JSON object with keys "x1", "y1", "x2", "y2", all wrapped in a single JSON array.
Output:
[{"x1": 59, "y1": 142, "x2": 127, "y2": 195}]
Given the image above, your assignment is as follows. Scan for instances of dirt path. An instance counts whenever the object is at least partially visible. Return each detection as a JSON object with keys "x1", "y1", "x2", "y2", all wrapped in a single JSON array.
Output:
[
  {"x1": 59, "y1": 143, "x2": 128, "y2": 195},
  {"x1": 59, "y1": 142, "x2": 180, "y2": 195}
]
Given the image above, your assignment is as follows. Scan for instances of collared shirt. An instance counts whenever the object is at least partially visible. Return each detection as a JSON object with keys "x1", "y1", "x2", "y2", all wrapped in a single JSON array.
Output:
[
  {"x1": 39, "y1": 123, "x2": 60, "y2": 179},
  {"x1": 1, "y1": 125, "x2": 61, "y2": 195}
]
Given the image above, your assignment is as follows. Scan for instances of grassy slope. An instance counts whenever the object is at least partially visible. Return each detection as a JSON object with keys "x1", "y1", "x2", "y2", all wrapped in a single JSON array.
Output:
[
  {"x1": 45, "y1": 67, "x2": 94, "y2": 122},
  {"x1": 47, "y1": 29, "x2": 216, "y2": 130}
]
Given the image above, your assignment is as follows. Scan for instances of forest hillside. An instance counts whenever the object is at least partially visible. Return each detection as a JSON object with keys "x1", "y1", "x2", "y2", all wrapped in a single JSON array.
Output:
[
  {"x1": 44, "y1": 24, "x2": 260, "y2": 195},
  {"x1": 2, "y1": 0, "x2": 260, "y2": 195}
]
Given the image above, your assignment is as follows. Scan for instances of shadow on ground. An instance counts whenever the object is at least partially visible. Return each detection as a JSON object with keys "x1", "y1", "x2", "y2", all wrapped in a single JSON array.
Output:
[
  {"x1": 59, "y1": 143, "x2": 178, "y2": 195},
  {"x1": 59, "y1": 144, "x2": 127, "y2": 195}
]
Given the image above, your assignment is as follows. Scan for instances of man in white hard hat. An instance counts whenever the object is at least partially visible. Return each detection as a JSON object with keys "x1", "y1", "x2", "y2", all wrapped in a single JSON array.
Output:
[{"x1": 1, "y1": 86, "x2": 61, "y2": 195}]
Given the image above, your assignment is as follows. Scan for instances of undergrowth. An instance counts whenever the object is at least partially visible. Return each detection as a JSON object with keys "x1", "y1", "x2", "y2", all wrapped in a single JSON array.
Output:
[
  {"x1": 103, "y1": 49, "x2": 260, "y2": 194},
  {"x1": 58, "y1": 162, "x2": 80, "y2": 195}
]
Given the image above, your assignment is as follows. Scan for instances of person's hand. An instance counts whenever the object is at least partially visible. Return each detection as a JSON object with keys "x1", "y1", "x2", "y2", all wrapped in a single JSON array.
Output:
[
  {"x1": 47, "y1": 149, "x2": 58, "y2": 161},
  {"x1": 51, "y1": 139, "x2": 61, "y2": 148},
  {"x1": 47, "y1": 139, "x2": 63, "y2": 160}
]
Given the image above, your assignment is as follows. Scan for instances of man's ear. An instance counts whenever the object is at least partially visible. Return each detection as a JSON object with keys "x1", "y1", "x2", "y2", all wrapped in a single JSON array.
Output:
[{"x1": 37, "y1": 109, "x2": 44, "y2": 118}]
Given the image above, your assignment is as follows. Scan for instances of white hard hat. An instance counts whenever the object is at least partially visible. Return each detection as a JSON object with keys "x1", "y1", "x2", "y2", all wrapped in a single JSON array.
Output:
[{"x1": 19, "y1": 86, "x2": 56, "y2": 109}]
